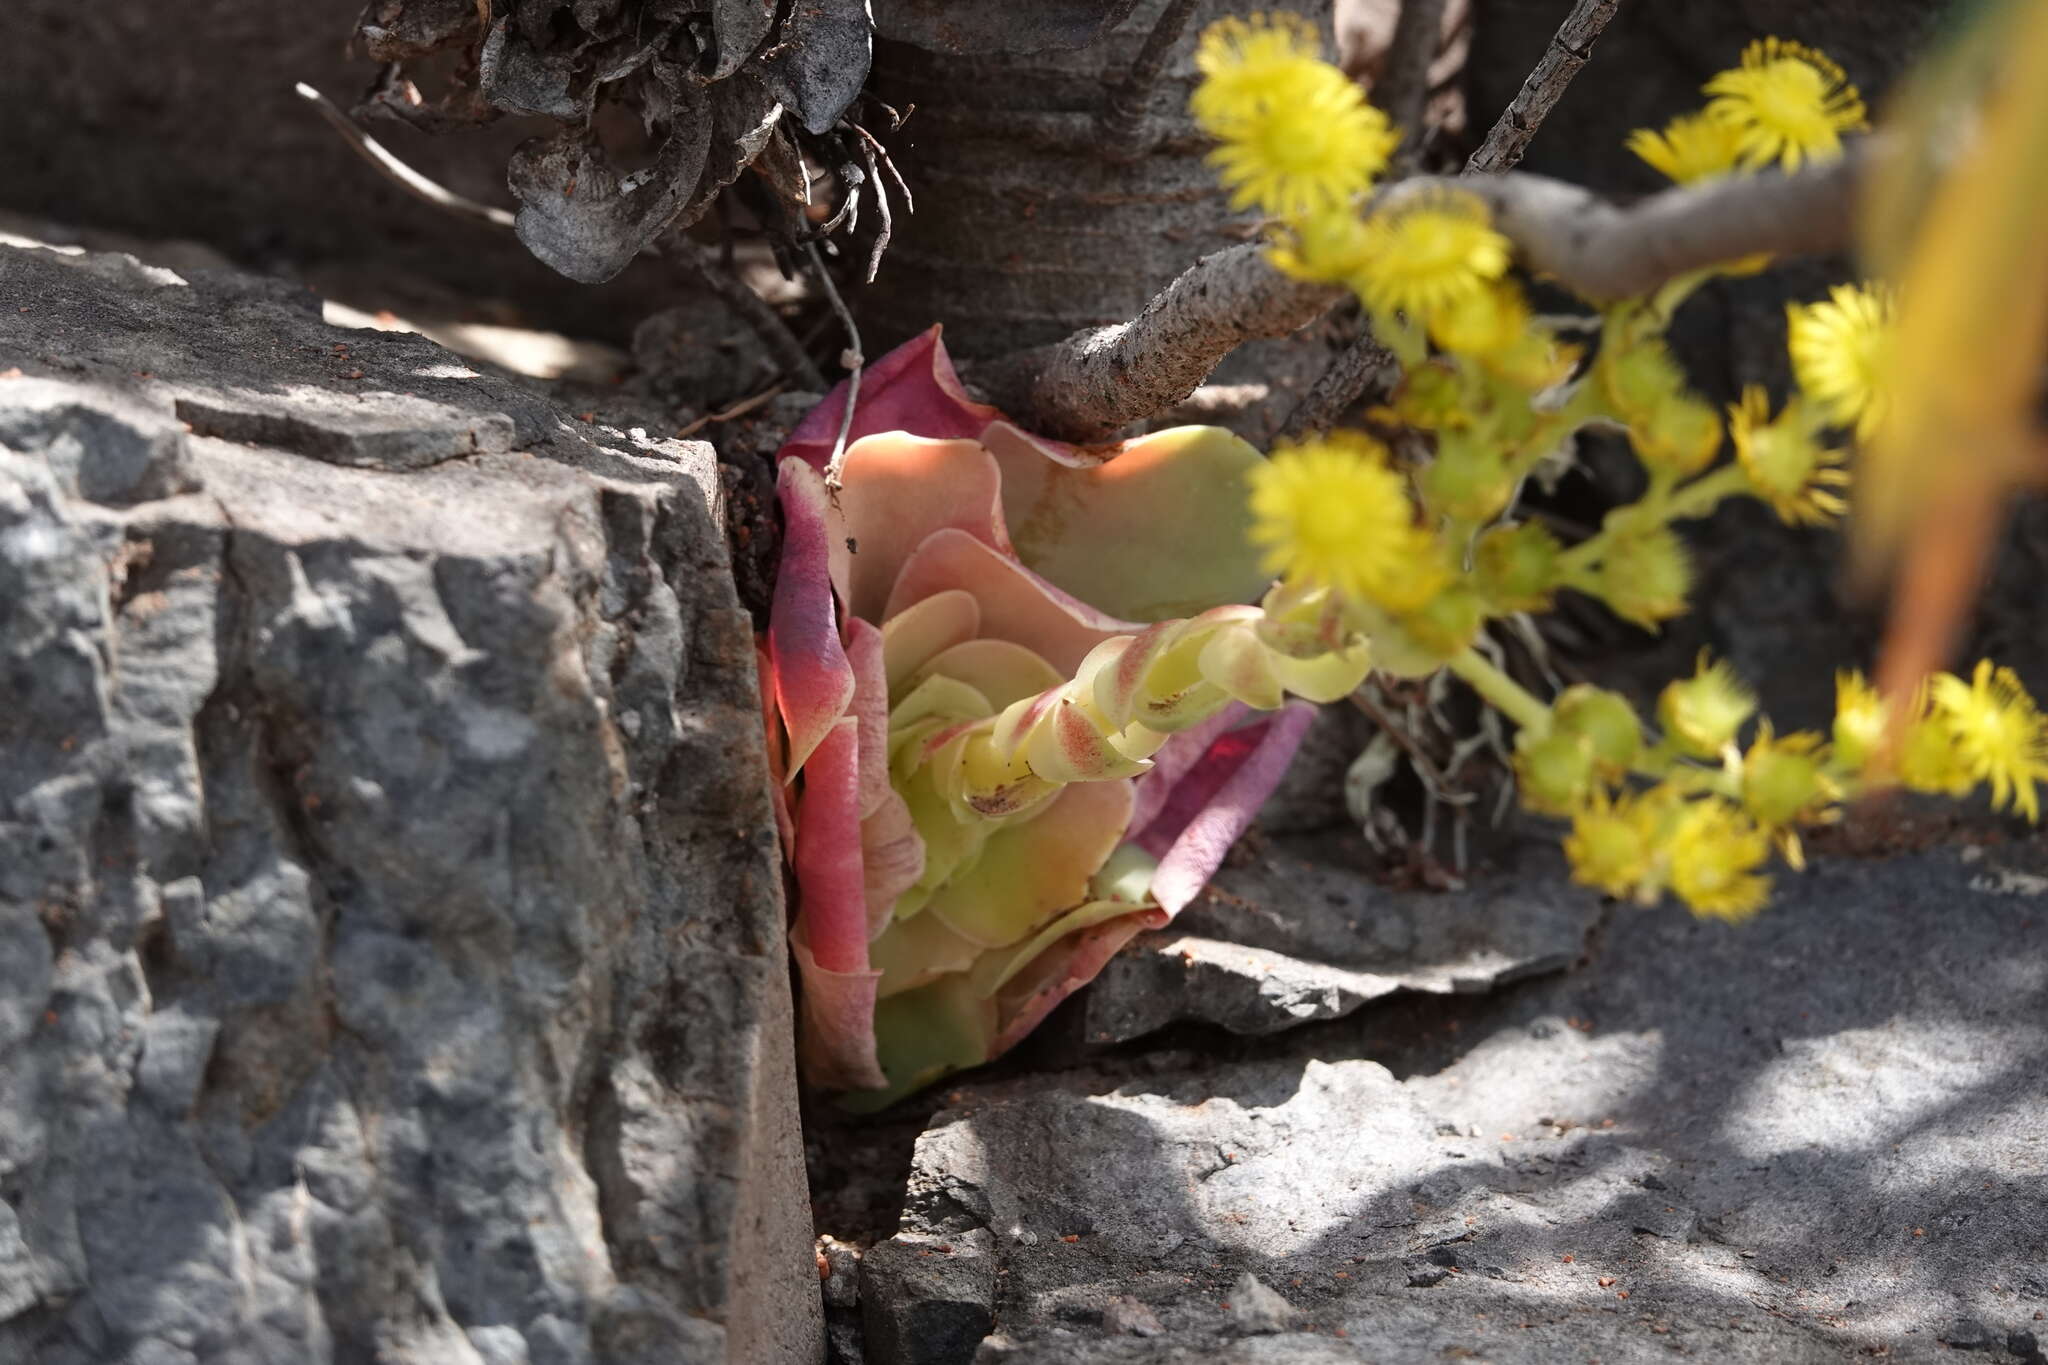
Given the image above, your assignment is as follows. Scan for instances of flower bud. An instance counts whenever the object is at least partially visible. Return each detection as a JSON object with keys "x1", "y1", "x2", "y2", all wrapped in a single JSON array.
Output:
[
  {"x1": 1397, "y1": 581, "x2": 1486, "y2": 662},
  {"x1": 1474, "y1": 522, "x2": 1562, "y2": 614},
  {"x1": 1383, "y1": 361, "x2": 1467, "y2": 431},
  {"x1": 1738, "y1": 726, "x2": 1834, "y2": 827},
  {"x1": 1553, "y1": 684, "x2": 1642, "y2": 777},
  {"x1": 1598, "y1": 336, "x2": 1685, "y2": 423},
  {"x1": 1635, "y1": 396, "x2": 1722, "y2": 477},
  {"x1": 1597, "y1": 525, "x2": 1692, "y2": 628},
  {"x1": 1657, "y1": 654, "x2": 1755, "y2": 758},
  {"x1": 1422, "y1": 434, "x2": 1516, "y2": 522},
  {"x1": 1514, "y1": 727, "x2": 1595, "y2": 815}
]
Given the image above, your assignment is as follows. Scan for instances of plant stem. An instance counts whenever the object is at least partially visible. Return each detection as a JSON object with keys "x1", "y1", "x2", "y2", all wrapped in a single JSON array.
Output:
[
  {"x1": 1448, "y1": 646, "x2": 1552, "y2": 731},
  {"x1": 1665, "y1": 464, "x2": 1749, "y2": 521}
]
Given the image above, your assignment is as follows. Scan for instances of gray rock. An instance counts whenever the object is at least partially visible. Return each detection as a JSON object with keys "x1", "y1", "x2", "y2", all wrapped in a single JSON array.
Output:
[
  {"x1": 0, "y1": 240, "x2": 821, "y2": 1363},
  {"x1": 1080, "y1": 836, "x2": 1598, "y2": 1044},
  {"x1": 870, "y1": 845, "x2": 2048, "y2": 1365},
  {"x1": 860, "y1": 1230, "x2": 997, "y2": 1365},
  {"x1": 1225, "y1": 1274, "x2": 1295, "y2": 1335}
]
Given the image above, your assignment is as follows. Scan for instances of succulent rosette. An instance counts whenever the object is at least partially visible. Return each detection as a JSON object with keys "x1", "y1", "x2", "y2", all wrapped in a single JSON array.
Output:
[{"x1": 761, "y1": 328, "x2": 1366, "y2": 1104}]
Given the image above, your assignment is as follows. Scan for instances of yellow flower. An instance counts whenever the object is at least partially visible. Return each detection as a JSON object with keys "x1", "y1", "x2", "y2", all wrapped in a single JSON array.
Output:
[
  {"x1": 1930, "y1": 660, "x2": 2048, "y2": 821},
  {"x1": 1626, "y1": 111, "x2": 1750, "y2": 185},
  {"x1": 1728, "y1": 387, "x2": 1851, "y2": 526},
  {"x1": 1658, "y1": 653, "x2": 1756, "y2": 759},
  {"x1": 1565, "y1": 788, "x2": 1667, "y2": 900},
  {"x1": 1247, "y1": 431, "x2": 1445, "y2": 611},
  {"x1": 1703, "y1": 37, "x2": 1868, "y2": 171},
  {"x1": 1192, "y1": 13, "x2": 1340, "y2": 134},
  {"x1": 1353, "y1": 189, "x2": 1512, "y2": 319},
  {"x1": 1267, "y1": 208, "x2": 1373, "y2": 284},
  {"x1": 1597, "y1": 525, "x2": 1692, "y2": 628},
  {"x1": 1207, "y1": 81, "x2": 1398, "y2": 216},
  {"x1": 1427, "y1": 281, "x2": 1530, "y2": 357},
  {"x1": 1831, "y1": 668, "x2": 1888, "y2": 770},
  {"x1": 1668, "y1": 799, "x2": 1772, "y2": 921},
  {"x1": 1786, "y1": 282, "x2": 1895, "y2": 440}
]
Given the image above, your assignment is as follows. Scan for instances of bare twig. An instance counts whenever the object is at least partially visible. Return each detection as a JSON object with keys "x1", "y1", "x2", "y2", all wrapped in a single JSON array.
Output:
[
  {"x1": 1424, "y1": 147, "x2": 1865, "y2": 298},
  {"x1": 1096, "y1": 0, "x2": 1204, "y2": 158},
  {"x1": 295, "y1": 82, "x2": 515, "y2": 229},
  {"x1": 667, "y1": 239, "x2": 826, "y2": 391},
  {"x1": 1277, "y1": 321, "x2": 1403, "y2": 441},
  {"x1": 1014, "y1": 147, "x2": 1866, "y2": 437},
  {"x1": 807, "y1": 243, "x2": 864, "y2": 490},
  {"x1": 1374, "y1": 0, "x2": 1451, "y2": 162},
  {"x1": 998, "y1": 243, "x2": 1343, "y2": 441},
  {"x1": 1465, "y1": 0, "x2": 1623, "y2": 174}
]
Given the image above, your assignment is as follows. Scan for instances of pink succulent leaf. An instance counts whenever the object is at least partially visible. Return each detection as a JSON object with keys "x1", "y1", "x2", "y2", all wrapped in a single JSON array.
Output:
[
  {"x1": 782, "y1": 326, "x2": 1007, "y2": 468},
  {"x1": 988, "y1": 909, "x2": 1168, "y2": 1058},
  {"x1": 860, "y1": 788, "x2": 926, "y2": 938},
  {"x1": 843, "y1": 617, "x2": 892, "y2": 818},
  {"x1": 1137, "y1": 700, "x2": 1318, "y2": 915},
  {"x1": 769, "y1": 458, "x2": 856, "y2": 776},
  {"x1": 982, "y1": 421, "x2": 1271, "y2": 622},
  {"x1": 755, "y1": 643, "x2": 799, "y2": 860},
  {"x1": 788, "y1": 932, "x2": 888, "y2": 1091},
  {"x1": 793, "y1": 717, "x2": 870, "y2": 976},
  {"x1": 884, "y1": 527, "x2": 1143, "y2": 674},
  {"x1": 829, "y1": 436, "x2": 1012, "y2": 622},
  {"x1": 1126, "y1": 704, "x2": 1251, "y2": 836}
]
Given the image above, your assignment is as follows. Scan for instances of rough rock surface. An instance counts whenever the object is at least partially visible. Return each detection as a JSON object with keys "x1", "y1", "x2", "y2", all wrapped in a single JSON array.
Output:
[
  {"x1": 861, "y1": 838, "x2": 2048, "y2": 1363},
  {"x1": 1081, "y1": 834, "x2": 1598, "y2": 1044},
  {"x1": 0, "y1": 241, "x2": 822, "y2": 1363}
]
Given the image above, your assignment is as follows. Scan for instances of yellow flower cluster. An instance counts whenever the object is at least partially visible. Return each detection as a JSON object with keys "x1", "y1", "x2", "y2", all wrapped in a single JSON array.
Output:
[
  {"x1": 1192, "y1": 14, "x2": 1397, "y2": 217},
  {"x1": 1193, "y1": 14, "x2": 1548, "y2": 373},
  {"x1": 1196, "y1": 14, "x2": 2044, "y2": 931},
  {"x1": 1630, "y1": 36, "x2": 1869, "y2": 186},
  {"x1": 1557, "y1": 656, "x2": 2048, "y2": 921}
]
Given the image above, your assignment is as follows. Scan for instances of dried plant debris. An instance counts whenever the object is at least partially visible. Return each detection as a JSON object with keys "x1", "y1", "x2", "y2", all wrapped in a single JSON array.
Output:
[
  {"x1": 351, "y1": 0, "x2": 860, "y2": 283},
  {"x1": 350, "y1": 0, "x2": 1144, "y2": 283}
]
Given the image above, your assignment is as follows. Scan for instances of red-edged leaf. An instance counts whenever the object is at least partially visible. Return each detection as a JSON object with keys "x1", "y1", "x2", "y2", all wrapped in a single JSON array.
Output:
[
  {"x1": 782, "y1": 326, "x2": 1005, "y2": 468},
  {"x1": 1132, "y1": 701, "x2": 1317, "y2": 914},
  {"x1": 769, "y1": 458, "x2": 855, "y2": 775}
]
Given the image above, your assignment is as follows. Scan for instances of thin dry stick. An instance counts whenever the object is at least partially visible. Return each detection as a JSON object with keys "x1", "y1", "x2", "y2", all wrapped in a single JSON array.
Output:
[
  {"x1": 807, "y1": 243, "x2": 865, "y2": 491},
  {"x1": 1277, "y1": 323, "x2": 1403, "y2": 441},
  {"x1": 1375, "y1": 0, "x2": 1452, "y2": 161},
  {"x1": 674, "y1": 381, "x2": 790, "y2": 438},
  {"x1": 1019, "y1": 148, "x2": 1866, "y2": 438},
  {"x1": 294, "y1": 83, "x2": 516, "y2": 229},
  {"x1": 668, "y1": 240, "x2": 828, "y2": 391},
  {"x1": 1465, "y1": 0, "x2": 1624, "y2": 175},
  {"x1": 1096, "y1": 0, "x2": 1204, "y2": 157}
]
